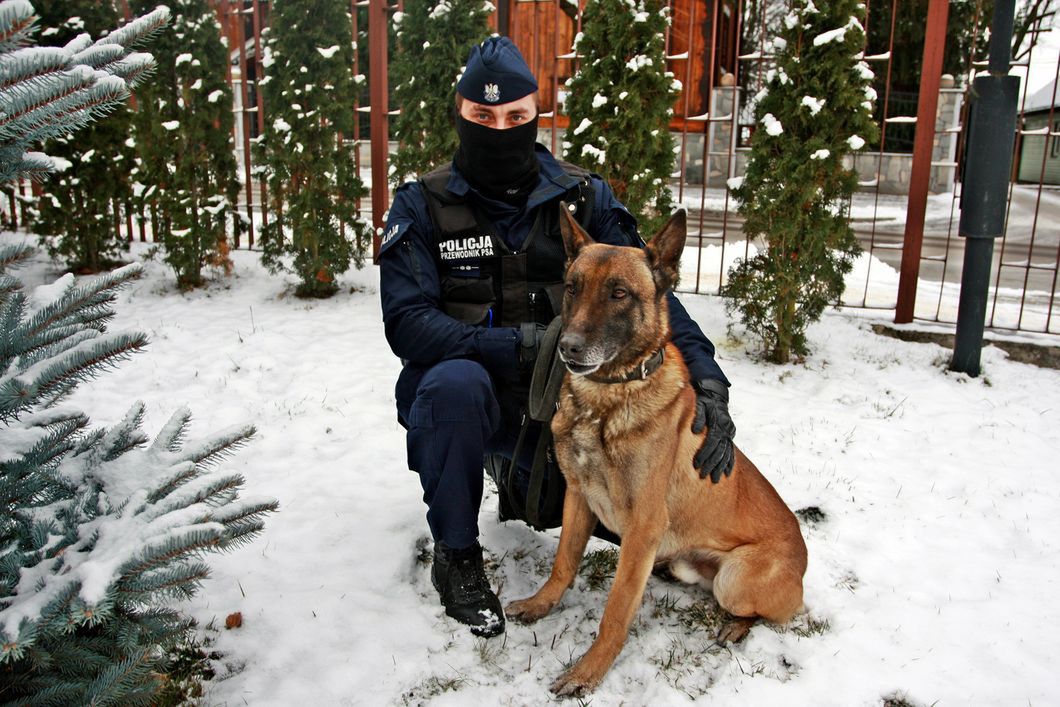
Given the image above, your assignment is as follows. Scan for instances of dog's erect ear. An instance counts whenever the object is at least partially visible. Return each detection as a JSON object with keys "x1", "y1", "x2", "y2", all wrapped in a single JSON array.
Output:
[
  {"x1": 645, "y1": 209, "x2": 687, "y2": 293},
  {"x1": 559, "y1": 202, "x2": 595, "y2": 260}
]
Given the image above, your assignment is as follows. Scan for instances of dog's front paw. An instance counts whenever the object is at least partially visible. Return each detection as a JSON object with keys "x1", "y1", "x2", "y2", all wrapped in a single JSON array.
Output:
[
  {"x1": 549, "y1": 661, "x2": 602, "y2": 698},
  {"x1": 505, "y1": 596, "x2": 556, "y2": 624}
]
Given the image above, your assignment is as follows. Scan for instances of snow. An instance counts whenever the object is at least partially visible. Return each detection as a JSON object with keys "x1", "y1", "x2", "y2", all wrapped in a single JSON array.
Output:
[
  {"x1": 207, "y1": 89, "x2": 225, "y2": 103},
  {"x1": 761, "y1": 112, "x2": 784, "y2": 136},
  {"x1": 813, "y1": 16, "x2": 865, "y2": 47},
  {"x1": 726, "y1": 176, "x2": 743, "y2": 190},
  {"x1": 161, "y1": 121, "x2": 180, "y2": 131},
  {"x1": 175, "y1": 53, "x2": 193, "y2": 66},
  {"x1": 581, "y1": 143, "x2": 606, "y2": 164},
  {"x1": 855, "y1": 61, "x2": 875, "y2": 81},
  {"x1": 801, "y1": 96, "x2": 825, "y2": 115},
  {"x1": 572, "y1": 117, "x2": 593, "y2": 136},
  {"x1": 847, "y1": 135, "x2": 866, "y2": 150},
  {"x1": 428, "y1": 1, "x2": 451, "y2": 19},
  {"x1": 813, "y1": 26, "x2": 849, "y2": 46},
  {"x1": 316, "y1": 45, "x2": 340, "y2": 59},
  {"x1": 810, "y1": 149, "x2": 830, "y2": 160},
  {"x1": 591, "y1": 93, "x2": 608, "y2": 109},
  {"x1": 272, "y1": 117, "x2": 291, "y2": 133},
  {"x1": 626, "y1": 54, "x2": 653, "y2": 72},
  {"x1": 1, "y1": 229, "x2": 1058, "y2": 706},
  {"x1": 49, "y1": 155, "x2": 72, "y2": 172}
]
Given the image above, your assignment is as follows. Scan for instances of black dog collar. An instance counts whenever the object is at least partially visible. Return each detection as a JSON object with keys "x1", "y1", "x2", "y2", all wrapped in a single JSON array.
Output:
[{"x1": 588, "y1": 347, "x2": 665, "y2": 384}]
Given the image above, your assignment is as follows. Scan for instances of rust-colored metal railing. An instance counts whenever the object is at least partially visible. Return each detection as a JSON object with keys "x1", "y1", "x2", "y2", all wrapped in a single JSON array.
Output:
[{"x1": 3, "y1": 0, "x2": 1057, "y2": 336}]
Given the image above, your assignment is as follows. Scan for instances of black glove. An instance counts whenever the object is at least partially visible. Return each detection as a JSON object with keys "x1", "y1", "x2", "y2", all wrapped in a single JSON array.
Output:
[
  {"x1": 519, "y1": 322, "x2": 547, "y2": 370},
  {"x1": 691, "y1": 378, "x2": 736, "y2": 483}
]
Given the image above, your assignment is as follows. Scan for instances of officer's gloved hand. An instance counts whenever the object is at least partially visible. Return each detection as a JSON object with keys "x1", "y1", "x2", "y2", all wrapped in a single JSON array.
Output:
[
  {"x1": 519, "y1": 322, "x2": 548, "y2": 370},
  {"x1": 691, "y1": 378, "x2": 736, "y2": 483}
]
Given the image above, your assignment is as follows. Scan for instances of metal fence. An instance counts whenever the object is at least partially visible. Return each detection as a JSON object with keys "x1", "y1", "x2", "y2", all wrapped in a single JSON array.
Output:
[{"x1": 4, "y1": 0, "x2": 1058, "y2": 336}]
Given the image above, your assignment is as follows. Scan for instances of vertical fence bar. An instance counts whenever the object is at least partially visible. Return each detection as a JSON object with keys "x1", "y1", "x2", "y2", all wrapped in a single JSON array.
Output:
[
  {"x1": 857, "y1": 0, "x2": 899, "y2": 307},
  {"x1": 895, "y1": 0, "x2": 950, "y2": 323},
  {"x1": 233, "y1": 0, "x2": 256, "y2": 248},
  {"x1": 369, "y1": 0, "x2": 390, "y2": 260},
  {"x1": 251, "y1": 0, "x2": 268, "y2": 236},
  {"x1": 1041, "y1": 70, "x2": 1060, "y2": 333}
]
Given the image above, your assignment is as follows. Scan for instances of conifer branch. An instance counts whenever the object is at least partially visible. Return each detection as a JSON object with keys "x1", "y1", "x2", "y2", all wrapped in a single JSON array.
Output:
[{"x1": 0, "y1": 1, "x2": 33, "y2": 53}]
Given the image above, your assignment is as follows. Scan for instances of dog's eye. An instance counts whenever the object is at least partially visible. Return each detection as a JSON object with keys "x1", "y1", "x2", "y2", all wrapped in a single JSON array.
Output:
[
  {"x1": 612, "y1": 288, "x2": 627, "y2": 300},
  {"x1": 565, "y1": 283, "x2": 575, "y2": 296}
]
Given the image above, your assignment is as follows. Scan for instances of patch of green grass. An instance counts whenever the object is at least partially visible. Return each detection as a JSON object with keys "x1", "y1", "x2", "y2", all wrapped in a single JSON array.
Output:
[
  {"x1": 579, "y1": 548, "x2": 619, "y2": 591},
  {"x1": 402, "y1": 673, "x2": 469, "y2": 705},
  {"x1": 414, "y1": 535, "x2": 432, "y2": 566},
  {"x1": 650, "y1": 591, "x2": 682, "y2": 619},
  {"x1": 155, "y1": 625, "x2": 222, "y2": 706},
  {"x1": 882, "y1": 691, "x2": 922, "y2": 707},
  {"x1": 675, "y1": 598, "x2": 726, "y2": 633},
  {"x1": 836, "y1": 570, "x2": 859, "y2": 593},
  {"x1": 775, "y1": 613, "x2": 831, "y2": 638},
  {"x1": 795, "y1": 505, "x2": 827, "y2": 524}
]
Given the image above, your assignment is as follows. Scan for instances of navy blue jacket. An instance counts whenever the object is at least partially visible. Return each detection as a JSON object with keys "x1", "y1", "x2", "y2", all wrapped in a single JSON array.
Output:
[{"x1": 379, "y1": 145, "x2": 729, "y2": 386}]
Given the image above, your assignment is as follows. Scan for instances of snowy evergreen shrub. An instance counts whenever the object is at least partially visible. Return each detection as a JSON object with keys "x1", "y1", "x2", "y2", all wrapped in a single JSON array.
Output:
[
  {"x1": 721, "y1": 0, "x2": 879, "y2": 364},
  {"x1": 0, "y1": 244, "x2": 277, "y2": 703},
  {"x1": 256, "y1": 0, "x2": 370, "y2": 299},
  {"x1": 22, "y1": 1, "x2": 165, "y2": 274},
  {"x1": 388, "y1": 0, "x2": 492, "y2": 185},
  {"x1": 1, "y1": 6, "x2": 277, "y2": 701},
  {"x1": 129, "y1": 0, "x2": 241, "y2": 290},
  {"x1": 562, "y1": 0, "x2": 678, "y2": 235}
]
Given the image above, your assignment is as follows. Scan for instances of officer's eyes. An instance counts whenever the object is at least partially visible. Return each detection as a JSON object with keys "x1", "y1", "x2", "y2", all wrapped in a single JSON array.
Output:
[{"x1": 475, "y1": 112, "x2": 492, "y2": 121}]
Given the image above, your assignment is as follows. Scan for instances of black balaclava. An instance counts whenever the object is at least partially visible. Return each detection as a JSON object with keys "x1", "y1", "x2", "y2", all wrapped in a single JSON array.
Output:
[{"x1": 454, "y1": 113, "x2": 540, "y2": 205}]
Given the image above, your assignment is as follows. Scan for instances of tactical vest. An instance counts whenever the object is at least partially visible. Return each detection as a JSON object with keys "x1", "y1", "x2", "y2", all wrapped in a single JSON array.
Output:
[{"x1": 418, "y1": 161, "x2": 595, "y2": 329}]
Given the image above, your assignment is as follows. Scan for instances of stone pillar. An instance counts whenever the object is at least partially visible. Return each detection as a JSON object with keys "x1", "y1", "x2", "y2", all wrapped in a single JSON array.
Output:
[{"x1": 931, "y1": 74, "x2": 964, "y2": 193}]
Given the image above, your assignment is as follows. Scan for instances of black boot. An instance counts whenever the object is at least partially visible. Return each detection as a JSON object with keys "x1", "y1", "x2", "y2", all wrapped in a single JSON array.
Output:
[{"x1": 431, "y1": 541, "x2": 505, "y2": 638}]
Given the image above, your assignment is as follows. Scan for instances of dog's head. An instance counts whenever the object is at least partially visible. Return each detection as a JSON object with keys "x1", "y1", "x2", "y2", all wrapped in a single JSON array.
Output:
[{"x1": 556, "y1": 205, "x2": 687, "y2": 377}]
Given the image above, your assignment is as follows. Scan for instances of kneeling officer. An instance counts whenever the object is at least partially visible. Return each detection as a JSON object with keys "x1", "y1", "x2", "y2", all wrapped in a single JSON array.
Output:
[{"x1": 380, "y1": 36, "x2": 736, "y2": 637}]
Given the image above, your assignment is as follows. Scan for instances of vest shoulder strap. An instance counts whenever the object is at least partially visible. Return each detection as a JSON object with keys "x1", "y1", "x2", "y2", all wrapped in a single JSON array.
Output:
[
  {"x1": 419, "y1": 162, "x2": 456, "y2": 201},
  {"x1": 419, "y1": 162, "x2": 480, "y2": 235},
  {"x1": 418, "y1": 160, "x2": 597, "y2": 236},
  {"x1": 553, "y1": 159, "x2": 591, "y2": 180}
]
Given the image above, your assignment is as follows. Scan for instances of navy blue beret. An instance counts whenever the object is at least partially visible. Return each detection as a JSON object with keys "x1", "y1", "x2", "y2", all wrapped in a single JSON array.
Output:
[{"x1": 457, "y1": 36, "x2": 538, "y2": 105}]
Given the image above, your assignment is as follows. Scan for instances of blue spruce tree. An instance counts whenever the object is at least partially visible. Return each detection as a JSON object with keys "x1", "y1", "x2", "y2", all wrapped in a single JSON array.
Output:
[{"x1": 0, "y1": 3, "x2": 278, "y2": 701}]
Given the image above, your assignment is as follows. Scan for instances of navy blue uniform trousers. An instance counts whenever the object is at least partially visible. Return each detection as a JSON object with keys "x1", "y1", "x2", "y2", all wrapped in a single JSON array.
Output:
[{"x1": 396, "y1": 359, "x2": 542, "y2": 550}]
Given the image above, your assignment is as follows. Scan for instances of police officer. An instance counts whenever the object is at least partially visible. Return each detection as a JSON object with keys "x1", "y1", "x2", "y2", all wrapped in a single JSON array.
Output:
[{"x1": 380, "y1": 37, "x2": 736, "y2": 638}]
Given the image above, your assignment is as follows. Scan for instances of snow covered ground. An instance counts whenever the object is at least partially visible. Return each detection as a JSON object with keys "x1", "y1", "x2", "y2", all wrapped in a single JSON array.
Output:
[{"x1": 4, "y1": 231, "x2": 1059, "y2": 706}]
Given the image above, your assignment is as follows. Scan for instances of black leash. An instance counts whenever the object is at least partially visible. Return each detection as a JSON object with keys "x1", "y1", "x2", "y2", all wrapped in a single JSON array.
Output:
[{"x1": 506, "y1": 316, "x2": 566, "y2": 529}]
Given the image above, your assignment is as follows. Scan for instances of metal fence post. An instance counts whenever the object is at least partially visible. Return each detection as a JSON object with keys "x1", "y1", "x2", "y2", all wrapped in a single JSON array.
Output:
[
  {"x1": 369, "y1": 0, "x2": 390, "y2": 261},
  {"x1": 894, "y1": 0, "x2": 949, "y2": 323},
  {"x1": 951, "y1": 0, "x2": 1020, "y2": 376}
]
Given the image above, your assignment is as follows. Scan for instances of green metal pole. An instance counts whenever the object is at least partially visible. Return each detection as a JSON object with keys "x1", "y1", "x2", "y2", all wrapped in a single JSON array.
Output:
[{"x1": 951, "y1": 0, "x2": 1019, "y2": 376}]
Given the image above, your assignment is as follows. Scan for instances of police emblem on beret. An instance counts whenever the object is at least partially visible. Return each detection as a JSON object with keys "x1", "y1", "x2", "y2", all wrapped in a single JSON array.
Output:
[{"x1": 483, "y1": 83, "x2": 500, "y2": 103}]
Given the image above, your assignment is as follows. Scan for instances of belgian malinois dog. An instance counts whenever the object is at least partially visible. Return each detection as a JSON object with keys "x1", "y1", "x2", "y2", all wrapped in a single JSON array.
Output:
[{"x1": 505, "y1": 208, "x2": 808, "y2": 696}]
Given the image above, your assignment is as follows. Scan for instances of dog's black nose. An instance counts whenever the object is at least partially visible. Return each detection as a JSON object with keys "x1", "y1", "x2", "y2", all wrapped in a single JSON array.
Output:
[{"x1": 559, "y1": 333, "x2": 585, "y2": 359}]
